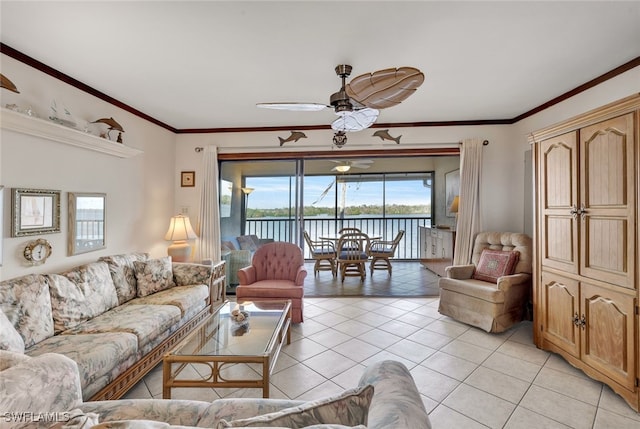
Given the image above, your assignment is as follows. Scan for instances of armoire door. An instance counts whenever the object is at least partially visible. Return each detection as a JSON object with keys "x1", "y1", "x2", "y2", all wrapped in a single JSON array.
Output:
[
  {"x1": 540, "y1": 271, "x2": 580, "y2": 358},
  {"x1": 538, "y1": 132, "x2": 579, "y2": 274},
  {"x1": 580, "y1": 282, "x2": 636, "y2": 391},
  {"x1": 579, "y1": 113, "x2": 636, "y2": 289}
]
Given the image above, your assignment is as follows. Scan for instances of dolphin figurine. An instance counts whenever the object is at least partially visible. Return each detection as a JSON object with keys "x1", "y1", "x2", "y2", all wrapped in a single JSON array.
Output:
[
  {"x1": 0, "y1": 74, "x2": 19, "y2": 93},
  {"x1": 92, "y1": 117, "x2": 124, "y2": 132},
  {"x1": 278, "y1": 131, "x2": 307, "y2": 146},
  {"x1": 372, "y1": 129, "x2": 401, "y2": 144}
]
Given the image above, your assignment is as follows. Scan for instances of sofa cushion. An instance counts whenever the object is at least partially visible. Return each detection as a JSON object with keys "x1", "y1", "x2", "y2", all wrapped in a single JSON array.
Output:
[
  {"x1": 134, "y1": 257, "x2": 176, "y2": 297},
  {"x1": 217, "y1": 384, "x2": 374, "y2": 428},
  {"x1": 79, "y1": 399, "x2": 212, "y2": 427},
  {"x1": 472, "y1": 249, "x2": 520, "y2": 283},
  {"x1": 0, "y1": 353, "x2": 83, "y2": 427},
  {"x1": 62, "y1": 304, "x2": 181, "y2": 351},
  {"x1": 0, "y1": 274, "x2": 54, "y2": 348},
  {"x1": 26, "y1": 332, "x2": 138, "y2": 400},
  {"x1": 198, "y1": 399, "x2": 306, "y2": 427},
  {"x1": 0, "y1": 308, "x2": 25, "y2": 353},
  {"x1": 221, "y1": 241, "x2": 236, "y2": 251},
  {"x1": 0, "y1": 349, "x2": 31, "y2": 371},
  {"x1": 47, "y1": 262, "x2": 120, "y2": 333},
  {"x1": 127, "y1": 285, "x2": 208, "y2": 318},
  {"x1": 99, "y1": 253, "x2": 150, "y2": 304}
]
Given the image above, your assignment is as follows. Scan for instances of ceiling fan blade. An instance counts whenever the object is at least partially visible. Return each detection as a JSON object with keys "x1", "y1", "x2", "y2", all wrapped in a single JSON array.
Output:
[
  {"x1": 346, "y1": 67, "x2": 424, "y2": 110},
  {"x1": 256, "y1": 102, "x2": 329, "y2": 112},
  {"x1": 331, "y1": 108, "x2": 379, "y2": 132}
]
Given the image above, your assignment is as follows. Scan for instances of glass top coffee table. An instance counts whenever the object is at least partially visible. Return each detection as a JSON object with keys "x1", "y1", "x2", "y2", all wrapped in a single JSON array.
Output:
[{"x1": 162, "y1": 300, "x2": 291, "y2": 399}]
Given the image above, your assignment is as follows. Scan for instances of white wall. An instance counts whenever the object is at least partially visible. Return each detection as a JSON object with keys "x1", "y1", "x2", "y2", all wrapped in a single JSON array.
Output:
[{"x1": 0, "y1": 55, "x2": 177, "y2": 280}]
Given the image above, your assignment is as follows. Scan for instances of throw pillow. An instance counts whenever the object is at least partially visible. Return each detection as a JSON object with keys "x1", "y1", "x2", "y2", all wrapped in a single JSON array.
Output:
[
  {"x1": 133, "y1": 257, "x2": 176, "y2": 297},
  {"x1": 217, "y1": 384, "x2": 374, "y2": 428},
  {"x1": 0, "y1": 308, "x2": 25, "y2": 353},
  {"x1": 473, "y1": 249, "x2": 520, "y2": 283},
  {"x1": 221, "y1": 241, "x2": 236, "y2": 251},
  {"x1": 236, "y1": 235, "x2": 258, "y2": 252}
]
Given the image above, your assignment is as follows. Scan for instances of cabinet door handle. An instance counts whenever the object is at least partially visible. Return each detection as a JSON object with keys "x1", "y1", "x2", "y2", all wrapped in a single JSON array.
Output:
[
  {"x1": 572, "y1": 313, "x2": 580, "y2": 326},
  {"x1": 569, "y1": 205, "x2": 579, "y2": 218},
  {"x1": 579, "y1": 204, "x2": 587, "y2": 220},
  {"x1": 579, "y1": 314, "x2": 586, "y2": 329}
]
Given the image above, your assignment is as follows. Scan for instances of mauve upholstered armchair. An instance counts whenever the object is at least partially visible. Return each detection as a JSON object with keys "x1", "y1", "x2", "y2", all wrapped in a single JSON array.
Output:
[
  {"x1": 236, "y1": 242, "x2": 308, "y2": 323},
  {"x1": 438, "y1": 232, "x2": 533, "y2": 333}
]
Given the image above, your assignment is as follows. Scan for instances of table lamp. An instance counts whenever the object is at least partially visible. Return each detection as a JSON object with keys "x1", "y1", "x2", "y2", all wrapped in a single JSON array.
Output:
[
  {"x1": 450, "y1": 195, "x2": 459, "y2": 229},
  {"x1": 165, "y1": 214, "x2": 198, "y2": 262}
]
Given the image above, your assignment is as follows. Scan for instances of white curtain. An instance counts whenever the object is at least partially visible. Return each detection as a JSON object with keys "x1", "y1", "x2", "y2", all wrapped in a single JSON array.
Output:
[
  {"x1": 453, "y1": 138, "x2": 484, "y2": 265},
  {"x1": 196, "y1": 146, "x2": 221, "y2": 262}
]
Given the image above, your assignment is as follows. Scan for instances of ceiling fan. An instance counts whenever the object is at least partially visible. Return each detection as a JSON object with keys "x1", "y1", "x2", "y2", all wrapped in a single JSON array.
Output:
[
  {"x1": 257, "y1": 65, "x2": 424, "y2": 136},
  {"x1": 330, "y1": 159, "x2": 374, "y2": 173}
]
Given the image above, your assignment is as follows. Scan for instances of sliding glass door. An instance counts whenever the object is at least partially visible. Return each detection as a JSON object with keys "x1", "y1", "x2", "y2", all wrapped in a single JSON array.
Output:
[{"x1": 219, "y1": 156, "x2": 456, "y2": 259}]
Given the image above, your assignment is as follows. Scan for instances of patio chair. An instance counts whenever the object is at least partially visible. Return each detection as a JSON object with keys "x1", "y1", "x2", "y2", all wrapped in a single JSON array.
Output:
[
  {"x1": 336, "y1": 232, "x2": 371, "y2": 282},
  {"x1": 368, "y1": 230, "x2": 405, "y2": 276},
  {"x1": 303, "y1": 231, "x2": 337, "y2": 277}
]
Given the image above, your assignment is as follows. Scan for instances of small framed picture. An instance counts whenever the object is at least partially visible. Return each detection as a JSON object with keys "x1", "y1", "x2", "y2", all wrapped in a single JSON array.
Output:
[
  {"x1": 181, "y1": 171, "x2": 195, "y2": 187},
  {"x1": 11, "y1": 188, "x2": 61, "y2": 237}
]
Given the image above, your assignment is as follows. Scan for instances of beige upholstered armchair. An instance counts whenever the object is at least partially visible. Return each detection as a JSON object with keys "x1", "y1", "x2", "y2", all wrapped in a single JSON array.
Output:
[{"x1": 438, "y1": 232, "x2": 532, "y2": 333}]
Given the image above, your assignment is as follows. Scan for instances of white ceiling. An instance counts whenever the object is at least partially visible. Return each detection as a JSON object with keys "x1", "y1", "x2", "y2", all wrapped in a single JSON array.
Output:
[{"x1": 2, "y1": 1, "x2": 639, "y2": 131}]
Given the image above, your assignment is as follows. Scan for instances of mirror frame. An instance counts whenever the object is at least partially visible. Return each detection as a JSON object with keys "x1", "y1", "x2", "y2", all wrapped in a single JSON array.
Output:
[{"x1": 68, "y1": 192, "x2": 106, "y2": 255}]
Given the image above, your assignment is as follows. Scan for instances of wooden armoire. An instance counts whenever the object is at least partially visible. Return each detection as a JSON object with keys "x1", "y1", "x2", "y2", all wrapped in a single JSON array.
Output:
[{"x1": 530, "y1": 94, "x2": 640, "y2": 411}]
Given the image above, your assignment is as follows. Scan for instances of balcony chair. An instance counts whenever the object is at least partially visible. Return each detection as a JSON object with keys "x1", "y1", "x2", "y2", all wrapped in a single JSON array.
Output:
[
  {"x1": 337, "y1": 227, "x2": 362, "y2": 251},
  {"x1": 236, "y1": 241, "x2": 308, "y2": 323},
  {"x1": 336, "y1": 232, "x2": 371, "y2": 282},
  {"x1": 368, "y1": 230, "x2": 405, "y2": 276},
  {"x1": 303, "y1": 231, "x2": 337, "y2": 277},
  {"x1": 438, "y1": 231, "x2": 533, "y2": 333}
]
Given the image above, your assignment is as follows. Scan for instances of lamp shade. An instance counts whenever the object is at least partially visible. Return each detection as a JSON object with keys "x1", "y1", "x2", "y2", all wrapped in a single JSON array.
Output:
[
  {"x1": 241, "y1": 187, "x2": 255, "y2": 195},
  {"x1": 449, "y1": 195, "x2": 460, "y2": 214},
  {"x1": 164, "y1": 215, "x2": 197, "y2": 242}
]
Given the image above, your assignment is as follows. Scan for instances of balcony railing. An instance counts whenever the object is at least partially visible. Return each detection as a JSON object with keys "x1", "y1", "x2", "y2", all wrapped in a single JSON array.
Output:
[{"x1": 245, "y1": 216, "x2": 432, "y2": 259}]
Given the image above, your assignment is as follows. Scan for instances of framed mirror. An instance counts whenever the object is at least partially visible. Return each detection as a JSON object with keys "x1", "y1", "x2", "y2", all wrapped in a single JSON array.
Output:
[
  {"x1": 12, "y1": 188, "x2": 61, "y2": 237},
  {"x1": 68, "y1": 192, "x2": 106, "y2": 255}
]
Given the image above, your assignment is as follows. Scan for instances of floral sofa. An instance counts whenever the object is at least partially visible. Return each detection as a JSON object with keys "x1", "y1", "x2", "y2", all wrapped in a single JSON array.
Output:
[
  {"x1": 0, "y1": 351, "x2": 431, "y2": 429},
  {"x1": 0, "y1": 253, "x2": 226, "y2": 402}
]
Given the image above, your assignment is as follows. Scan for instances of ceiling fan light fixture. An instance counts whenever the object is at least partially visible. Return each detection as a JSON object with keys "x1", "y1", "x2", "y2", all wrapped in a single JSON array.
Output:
[
  {"x1": 335, "y1": 165, "x2": 351, "y2": 173},
  {"x1": 333, "y1": 131, "x2": 348, "y2": 148}
]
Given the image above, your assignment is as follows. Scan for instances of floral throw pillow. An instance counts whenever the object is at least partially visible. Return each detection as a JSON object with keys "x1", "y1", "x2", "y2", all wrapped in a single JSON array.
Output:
[
  {"x1": 0, "y1": 309, "x2": 25, "y2": 353},
  {"x1": 217, "y1": 384, "x2": 374, "y2": 428},
  {"x1": 472, "y1": 249, "x2": 520, "y2": 283},
  {"x1": 133, "y1": 257, "x2": 176, "y2": 297}
]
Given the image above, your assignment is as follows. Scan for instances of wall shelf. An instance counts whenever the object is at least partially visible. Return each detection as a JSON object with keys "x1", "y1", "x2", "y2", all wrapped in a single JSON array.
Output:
[{"x1": 0, "y1": 108, "x2": 143, "y2": 158}]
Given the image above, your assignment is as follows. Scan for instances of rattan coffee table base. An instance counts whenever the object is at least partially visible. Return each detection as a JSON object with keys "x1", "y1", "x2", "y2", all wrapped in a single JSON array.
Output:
[{"x1": 162, "y1": 301, "x2": 291, "y2": 399}]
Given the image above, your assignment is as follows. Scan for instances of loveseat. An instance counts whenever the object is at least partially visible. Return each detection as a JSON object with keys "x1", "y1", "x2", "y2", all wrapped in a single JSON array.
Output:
[
  {"x1": 0, "y1": 252, "x2": 226, "y2": 402},
  {"x1": 0, "y1": 351, "x2": 432, "y2": 429}
]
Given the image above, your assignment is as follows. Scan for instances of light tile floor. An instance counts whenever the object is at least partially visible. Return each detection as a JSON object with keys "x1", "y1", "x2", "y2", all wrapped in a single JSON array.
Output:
[{"x1": 125, "y1": 295, "x2": 640, "y2": 428}]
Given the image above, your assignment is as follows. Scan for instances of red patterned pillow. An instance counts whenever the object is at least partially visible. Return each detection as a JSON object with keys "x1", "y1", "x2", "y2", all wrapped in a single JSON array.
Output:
[{"x1": 473, "y1": 249, "x2": 520, "y2": 283}]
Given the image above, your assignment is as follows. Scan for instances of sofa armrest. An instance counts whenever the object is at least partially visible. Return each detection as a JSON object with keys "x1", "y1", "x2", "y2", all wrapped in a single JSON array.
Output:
[
  {"x1": 358, "y1": 360, "x2": 431, "y2": 429},
  {"x1": 0, "y1": 352, "x2": 82, "y2": 418},
  {"x1": 238, "y1": 265, "x2": 257, "y2": 285},
  {"x1": 496, "y1": 273, "x2": 531, "y2": 292},
  {"x1": 172, "y1": 262, "x2": 213, "y2": 287},
  {"x1": 445, "y1": 264, "x2": 475, "y2": 279}
]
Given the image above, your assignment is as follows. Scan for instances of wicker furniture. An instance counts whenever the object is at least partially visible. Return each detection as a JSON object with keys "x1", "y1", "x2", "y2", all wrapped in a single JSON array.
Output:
[
  {"x1": 304, "y1": 231, "x2": 337, "y2": 277},
  {"x1": 368, "y1": 230, "x2": 405, "y2": 276},
  {"x1": 163, "y1": 300, "x2": 291, "y2": 399}
]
